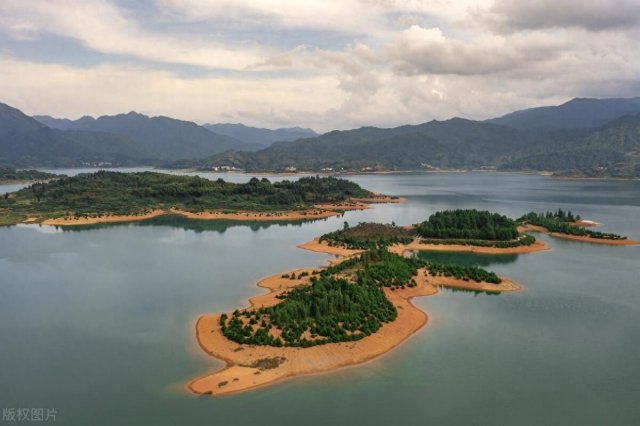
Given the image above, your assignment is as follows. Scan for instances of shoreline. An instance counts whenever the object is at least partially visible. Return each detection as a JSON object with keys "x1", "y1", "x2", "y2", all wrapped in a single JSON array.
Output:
[
  {"x1": 187, "y1": 237, "x2": 522, "y2": 397},
  {"x1": 388, "y1": 238, "x2": 550, "y2": 256},
  {"x1": 165, "y1": 168, "x2": 639, "y2": 181},
  {"x1": 30, "y1": 197, "x2": 406, "y2": 227}
]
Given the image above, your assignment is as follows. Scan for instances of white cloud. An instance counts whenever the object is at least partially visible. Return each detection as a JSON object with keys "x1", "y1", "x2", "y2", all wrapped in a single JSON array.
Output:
[
  {"x1": 0, "y1": 0, "x2": 638, "y2": 130},
  {"x1": 0, "y1": 0, "x2": 271, "y2": 70},
  {"x1": 0, "y1": 56, "x2": 344, "y2": 130}
]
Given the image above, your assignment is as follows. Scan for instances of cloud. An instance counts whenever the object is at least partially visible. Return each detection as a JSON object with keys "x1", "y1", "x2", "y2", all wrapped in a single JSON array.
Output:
[
  {"x1": 0, "y1": 0, "x2": 639, "y2": 131},
  {"x1": 0, "y1": 0, "x2": 271, "y2": 70},
  {"x1": 485, "y1": 0, "x2": 640, "y2": 32},
  {"x1": 0, "y1": 56, "x2": 344, "y2": 130}
]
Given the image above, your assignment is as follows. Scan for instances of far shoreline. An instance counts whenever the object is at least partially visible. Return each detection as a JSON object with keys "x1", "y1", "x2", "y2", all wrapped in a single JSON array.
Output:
[{"x1": 160, "y1": 167, "x2": 640, "y2": 182}]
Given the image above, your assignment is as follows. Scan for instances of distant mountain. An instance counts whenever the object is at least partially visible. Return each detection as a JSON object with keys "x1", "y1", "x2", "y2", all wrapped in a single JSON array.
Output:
[
  {"x1": 35, "y1": 112, "x2": 262, "y2": 160},
  {"x1": 33, "y1": 115, "x2": 79, "y2": 130},
  {"x1": 487, "y1": 97, "x2": 640, "y2": 131},
  {"x1": 169, "y1": 118, "x2": 529, "y2": 171},
  {"x1": 203, "y1": 123, "x2": 317, "y2": 147},
  {"x1": 169, "y1": 97, "x2": 640, "y2": 178},
  {"x1": 1, "y1": 103, "x2": 142, "y2": 167},
  {"x1": 8, "y1": 96, "x2": 640, "y2": 177},
  {"x1": 500, "y1": 114, "x2": 640, "y2": 177}
]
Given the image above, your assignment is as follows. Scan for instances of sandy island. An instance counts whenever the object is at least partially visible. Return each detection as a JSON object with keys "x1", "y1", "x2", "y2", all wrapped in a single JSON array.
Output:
[
  {"x1": 518, "y1": 224, "x2": 639, "y2": 246},
  {"x1": 35, "y1": 197, "x2": 405, "y2": 226},
  {"x1": 187, "y1": 237, "x2": 521, "y2": 397}
]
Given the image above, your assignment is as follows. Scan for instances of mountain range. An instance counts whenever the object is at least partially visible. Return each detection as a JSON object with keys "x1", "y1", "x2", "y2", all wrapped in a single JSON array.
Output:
[
  {"x1": 202, "y1": 123, "x2": 317, "y2": 148},
  {"x1": 172, "y1": 98, "x2": 640, "y2": 177},
  {"x1": 2, "y1": 97, "x2": 640, "y2": 177}
]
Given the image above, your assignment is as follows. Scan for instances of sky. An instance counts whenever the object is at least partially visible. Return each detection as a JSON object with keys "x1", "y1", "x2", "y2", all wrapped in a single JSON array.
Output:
[{"x1": 1, "y1": 0, "x2": 639, "y2": 132}]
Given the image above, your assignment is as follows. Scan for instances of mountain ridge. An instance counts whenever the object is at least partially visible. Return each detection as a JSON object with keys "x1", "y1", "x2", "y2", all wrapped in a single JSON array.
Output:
[{"x1": 5, "y1": 97, "x2": 640, "y2": 177}]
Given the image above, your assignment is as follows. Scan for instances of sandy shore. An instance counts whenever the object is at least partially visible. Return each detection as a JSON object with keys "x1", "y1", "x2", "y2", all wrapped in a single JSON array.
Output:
[
  {"x1": 42, "y1": 210, "x2": 166, "y2": 226},
  {"x1": 25, "y1": 196, "x2": 407, "y2": 226},
  {"x1": 296, "y1": 238, "x2": 365, "y2": 260},
  {"x1": 519, "y1": 224, "x2": 639, "y2": 246},
  {"x1": 388, "y1": 238, "x2": 549, "y2": 256},
  {"x1": 187, "y1": 267, "x2": 517, "y2": 397},
  {"x1": 188, "y1": 236, "x2": 521, "y2": 397}
]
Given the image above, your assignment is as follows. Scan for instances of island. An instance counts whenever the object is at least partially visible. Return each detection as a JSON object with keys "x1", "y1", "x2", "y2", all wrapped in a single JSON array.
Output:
[
  {"x1": 188, "y1": 242, "x2": 520, "y2": 396},
  {"x1": 0, "y1": 166, "x2": 62, "y2": 184},
  {"x1": 318, "y1": 210, "x2": 549, "y2": 255},
  {"x1": 188, "y1": 208, "x2": 637, "y2": 396},
  {"x1": 0, "y1": 171, "x2": 401, "y2": 226}
]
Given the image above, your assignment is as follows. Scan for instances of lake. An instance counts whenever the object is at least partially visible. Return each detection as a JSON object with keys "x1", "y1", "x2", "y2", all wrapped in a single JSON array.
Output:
[{"x1": 1, "y1": 171, "x2": 639, "y2": 425}]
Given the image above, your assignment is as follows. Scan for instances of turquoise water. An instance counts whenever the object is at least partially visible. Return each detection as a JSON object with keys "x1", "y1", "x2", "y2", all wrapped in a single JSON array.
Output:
[{"x1": 1, "y1": 172, "x2": 639, "y2": 425}]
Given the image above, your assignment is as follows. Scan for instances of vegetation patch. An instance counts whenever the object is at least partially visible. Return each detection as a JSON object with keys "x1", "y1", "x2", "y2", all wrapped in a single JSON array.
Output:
[
  {"x1": 425, "y1": 262, "x2": 501, "y2": 284},
  {"x1": 320, "y1": 222, "x2": 414, "y2": 249},
  {"x1": 219, "y1": 245, "x2": 504, "y2": 348},
  {"x1": 417, "y1": 209, "x2": 520, "y2": 241},
  {"x1": 243, "y1": 357, "x2": 287, "y2": 370},
  {"x1": 518, "y1": 210, "x2": 626, "y2": 240},
  {"x1": 0, "y1": 171, "x2": 374, "y2": 224}
]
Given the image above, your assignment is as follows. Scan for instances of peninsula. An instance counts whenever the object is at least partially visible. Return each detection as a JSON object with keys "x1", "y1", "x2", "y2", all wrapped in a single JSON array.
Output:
[
  {"x1": 0, "y1": 171, "x2": 399, "y2": 226},
  {"x1": 518, "y1": 209, "x2": 638, "y2": 245},
  {"x1": 189, "y1": 242, "x2": 519, "y2": 396}
]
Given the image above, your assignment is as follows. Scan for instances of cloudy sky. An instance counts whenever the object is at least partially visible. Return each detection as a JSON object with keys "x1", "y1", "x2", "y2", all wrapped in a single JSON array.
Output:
[{"x1": 1, "y1": 0, "x2": 639, "y2": 131}]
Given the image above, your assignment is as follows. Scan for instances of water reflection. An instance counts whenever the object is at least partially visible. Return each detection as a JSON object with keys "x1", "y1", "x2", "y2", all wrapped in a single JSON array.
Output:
[
  {"x1": 437, "y1": 286, "x2": 501, "y2": 296},
  {"x1": 51, "y1": 214, "x2": 335, "y2": 234}
]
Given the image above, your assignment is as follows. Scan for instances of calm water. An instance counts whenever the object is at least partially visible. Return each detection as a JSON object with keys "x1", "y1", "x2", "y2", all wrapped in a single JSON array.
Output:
[{"x1": 1, "y1": 172, "x2": 639, "y2": 425}]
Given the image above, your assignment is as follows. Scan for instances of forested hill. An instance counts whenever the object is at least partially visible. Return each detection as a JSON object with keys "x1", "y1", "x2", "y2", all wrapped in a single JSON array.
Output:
[
  {"x1": 169, "y1": 118, "x2": 529, "y2": 171},
  {"x1": 5, "y1": 97, "x2": 640, "y2": 177},
  {"x1": 0, "y1": 171, "x2": 374, "y2": 224},
  {"x1": 487, "y1": 97, "x2": 640, "y2": 131},
  {"x1": 500, "y1": 114, "x2": 640, "y2": 177},
  {"x1": 1, "y1": 103, "x2": 259, "y2": 167},
  {"x1": 34, "y1": 112, "x2": 262, "y2": 159},
  {"x1": 0, "y1": 103, "x2": 143, "y2": 167},
  {"x1": 169, "y1": 99, "x2": 640, "y2": 178}
]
